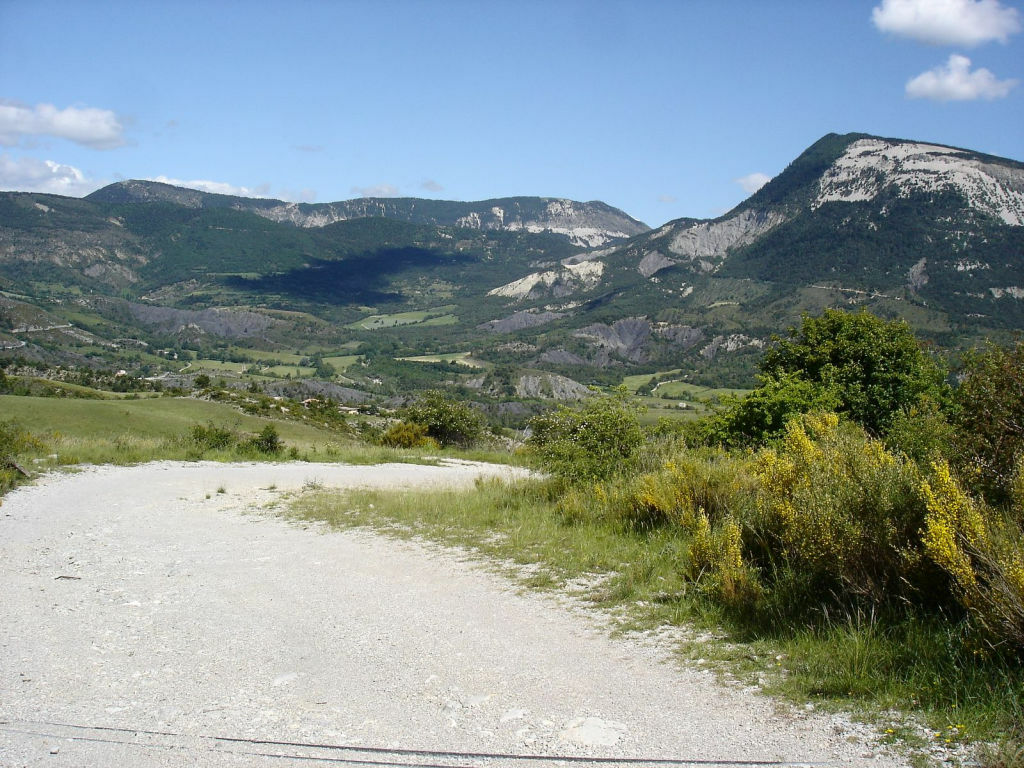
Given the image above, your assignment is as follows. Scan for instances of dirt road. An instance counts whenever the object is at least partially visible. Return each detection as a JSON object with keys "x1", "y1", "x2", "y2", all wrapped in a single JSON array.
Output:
[{"x1": 0, "y1": 461, "x2": 904, "y2": 767}]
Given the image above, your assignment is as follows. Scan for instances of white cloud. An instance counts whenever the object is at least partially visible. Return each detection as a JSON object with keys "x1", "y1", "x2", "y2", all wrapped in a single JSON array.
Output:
[
  {"x1": 279, "y1": 187, "x2": 317, "y2": 203},
  {"x1": 657, "y1": 193, "x2": 678, "y2": 203},
  {"x1": 872, "y1": 0, "x2": 1021, "y2": 45},
  {"x1": 420, "y1": 179, "x2": 444, "y2": 192},
  {"x1": 0, "y1": 154, "x2": 102, "y2": 196},
  {"x1": 0, "y1": 101, "x2": 125, "y2": 149},
  {"x1": 149, "y1": 175, "x2": 271, "y2": 198},
  {"x1": 735, "y1": 172, "x2": 772, "y2": 194},
  {"x1": 906, "y1": 53, "x2": 1018, "y2": 99},
  {"x1": 350, "y1": 183, "x2": 401, "y2": 198}
]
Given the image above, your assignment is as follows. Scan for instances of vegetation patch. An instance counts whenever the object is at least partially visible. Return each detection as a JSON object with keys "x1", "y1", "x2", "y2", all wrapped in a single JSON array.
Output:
[
  {"x1": 346, "y1": 305, "x2": 459, "y2": 330},
  {"x1": 395, "y1": 352, "x2": 485, "y2": 368}
]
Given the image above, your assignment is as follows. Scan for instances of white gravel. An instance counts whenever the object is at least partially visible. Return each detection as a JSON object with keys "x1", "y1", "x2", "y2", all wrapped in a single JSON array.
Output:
[{"x1": 0, "y1": 461, "x2": 908, "y2": 767}]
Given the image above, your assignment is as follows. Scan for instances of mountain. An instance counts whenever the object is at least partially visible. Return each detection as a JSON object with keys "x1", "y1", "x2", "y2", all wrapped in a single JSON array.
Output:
[
  {"x1": 2, "y1": 132, "x2": 1023, "y2": 397},
  {"x1": 85, "y1": 181, "x2": 649, "y2": 248},
  {"x1": 476, "y1": 133, "x2": 1024, "y2": 379}
]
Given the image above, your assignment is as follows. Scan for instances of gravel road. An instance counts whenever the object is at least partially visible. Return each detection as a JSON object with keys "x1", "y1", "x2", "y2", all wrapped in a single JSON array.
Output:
[{"x1": 0, "y1": 461, "x2": 906, "y2": 767}]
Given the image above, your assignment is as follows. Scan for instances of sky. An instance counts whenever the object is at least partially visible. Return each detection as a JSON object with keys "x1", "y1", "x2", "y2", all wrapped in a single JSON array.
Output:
[{"x1": 1, "y1": 0, "x2": 1022, "y2": 228}]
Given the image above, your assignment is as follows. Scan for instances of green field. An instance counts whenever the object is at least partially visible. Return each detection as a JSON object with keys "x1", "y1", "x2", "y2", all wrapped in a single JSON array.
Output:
[
  {"x1": 623, "y1": 370, "x2": 749, "y2": 413},
  {"x1": 224, "y1": 346, "x2": 306, "y2": 365},
  {"x1": 16, "y1": 377, "x2": 164, "y2": 400},
  {"x1": 347, "y1": 306, "x2": 459, "y2": 330},
  {"x1": 322, "y1": 354, "x2": 360, "y2": 371},
  {"x1": 192, "y1": 359, "x2": 250, "y2": 375},
  {"x1": 622, "y1": 369, "x2": 684, "y2": 391},
  {"x1": 649, "y1": 381, "x2": 749, "y2": 402},
  {"x1": 262, "y1": 364, "x2": 317, "y2": 378},
  {"x1": 395, "y1": 352, "x2": 485, "y2": 368}
]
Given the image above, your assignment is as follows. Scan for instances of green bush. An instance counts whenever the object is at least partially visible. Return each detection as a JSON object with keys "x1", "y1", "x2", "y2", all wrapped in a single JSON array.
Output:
[
  {"x1": 245, "y1": 424, "x2": 284, "y2": 455},
  {"x1": 759, "y1": 309, "x2": 948, "y2": 436},
  {"x1": 0, "y1": 420, "x2": 46, "y2": 496},
  {"x1": 953, "y1": 341, "x2": 1024, "y2": 505},
  {"x1": 403, "y1": 390, "x2": 485, "y2": 447},
  {"x1": 189, "y1": 423, "x2": 238, "y2": 451},
  {"x1": 626, "y1": 449, "x2": 756, "y2": 529},
  {"x1": 701, "y1": 372, "x2": 841, "y2": 447},
  {"x1": 380, "y1": 421, "x2": 439, "y2": 449},
  {"x1": 527, "y1": 389, "x2": 645, "y2": 483},
  {"x1": 884, "y1": 396, "x2": 957, "y2": 466},
  {"x1": 0, "y1": 419, "x2": 45, "y2": 458}
]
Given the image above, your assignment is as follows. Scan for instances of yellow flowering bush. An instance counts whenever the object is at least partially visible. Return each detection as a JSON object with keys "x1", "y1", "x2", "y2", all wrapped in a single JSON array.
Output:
[
  {"x1": 921, "y1": 461, "x2": 1024, "y2": 652},
  {"x1": 920, "y1": 461, "x2": 986, "y2": 593},
  {"x1": 684, "y1": 510, "x2": 758, "y2": 606},
  {"x1": 751, "y1": 412, "x2": 930, "y2": 609}
]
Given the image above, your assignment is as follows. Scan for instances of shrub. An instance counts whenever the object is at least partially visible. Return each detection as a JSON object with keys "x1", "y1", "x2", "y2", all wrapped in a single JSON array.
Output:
[
  {"x1": 749, "y1": 412, "x2": 935, "y2": 612},
  {"x1": 527, "y1": 389, "x2": 645, "y2": 483},
  {"x1": 953, "y1": 341, "x2": 1024, "y2": 505},
  {"x1": 626, "y1": 449, "x2": 757, "y2": 529},
  {"x1": 245, "y1": 424, "x2": 284, "y2": 455},
  {"x1": 885, "y1": 396, "x2": 957, "y2": 466},
  {"x1": 920, "y1": 461, "x2": 1024, "y2": 653},
  {"x1": 701, "y1": 372, "x2": 841, "y2": 447},
  {"x1": 0, "y1": 420, "x2": 45, "y2": 458},
  {"x1": 380, "y1": 421, "x2": 439, "y2": 450},
  {"x1": 684, "y1": 511, "x2": 760, "y2": 607},
  {"x1": 1, "y1": 420, "x2": 46, "y2": 496},
  {"x1": 403, "y1": 390, "x2": 485, "y2": 447},
  {"x1": 189, "y1": 423, "x2": 238, "y2": 451}
]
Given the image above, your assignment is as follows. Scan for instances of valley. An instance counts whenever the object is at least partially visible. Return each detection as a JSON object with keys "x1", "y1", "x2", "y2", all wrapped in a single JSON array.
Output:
[
  {"x1": 3, "y1": 131, "x2": 1024, "y2": 765},
  {"x1": 1, "y1": 132, "x2": 1022, "y2": 418}
]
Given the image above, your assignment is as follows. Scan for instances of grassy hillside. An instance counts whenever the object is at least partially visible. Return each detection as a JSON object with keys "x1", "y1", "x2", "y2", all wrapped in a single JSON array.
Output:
[{"x1": 0, "y1": 394, "x2": 337, "y2": 447}]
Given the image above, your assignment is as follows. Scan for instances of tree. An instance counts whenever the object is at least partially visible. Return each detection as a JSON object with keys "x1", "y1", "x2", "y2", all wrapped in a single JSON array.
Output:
[
  {"x1": 701, "y1": 372, "x2": 842, "y2": 447},
  {"x1": 403, "y1": 390, "x2": 485, "y2": 447},
  {"x1": 759, "y1": 309, "x2": 947, "y2": 436},
  {"x1": 527, "y1": 388, "x2": 645, "y2": 482}
]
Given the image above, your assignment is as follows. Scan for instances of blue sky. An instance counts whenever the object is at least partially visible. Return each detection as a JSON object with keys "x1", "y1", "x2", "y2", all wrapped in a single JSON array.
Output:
[{"x1": 1, "y1": 0, "x2": 1021, "y2": 227}]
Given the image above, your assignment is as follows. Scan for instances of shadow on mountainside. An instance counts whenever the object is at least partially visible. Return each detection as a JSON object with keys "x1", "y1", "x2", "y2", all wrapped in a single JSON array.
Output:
[{"x1": 226, "y1": 247, "x2": 477, "y2": 305}]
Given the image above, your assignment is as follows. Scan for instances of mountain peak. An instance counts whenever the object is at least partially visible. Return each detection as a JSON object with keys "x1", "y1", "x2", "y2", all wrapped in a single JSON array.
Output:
[{"x1": 811, "y1": 135, "x2": 1024, "y2": 225}]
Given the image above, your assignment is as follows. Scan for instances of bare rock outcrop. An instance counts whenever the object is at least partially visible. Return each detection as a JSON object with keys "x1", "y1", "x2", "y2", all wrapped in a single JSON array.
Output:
[
  {"x1": 574, "y1": 317, "x2": 651, "y2": 363},
  {"x1": 478, "y1": 310, "x2": 565, "y2": 333},
  {"x1": 126, "y1": 303, "x2": 280, "y2": 338},
  {"x1": 516, "y1": 372, "x2": 591, "y2": 400}
]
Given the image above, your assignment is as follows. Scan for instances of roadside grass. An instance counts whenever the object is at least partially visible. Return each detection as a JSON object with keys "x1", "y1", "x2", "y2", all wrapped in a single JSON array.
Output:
[{"x1": 288, "y1": 478, "x2": 1024, "y2": 763}]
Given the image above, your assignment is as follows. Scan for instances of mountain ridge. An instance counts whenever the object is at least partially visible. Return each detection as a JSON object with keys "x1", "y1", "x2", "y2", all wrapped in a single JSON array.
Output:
[
  {"x1": 85, "y1": 182, "x2": 650, "y2": 248},
  {"x1": 3, "y1": 131, "x2": 1023, "y2": 397}
]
